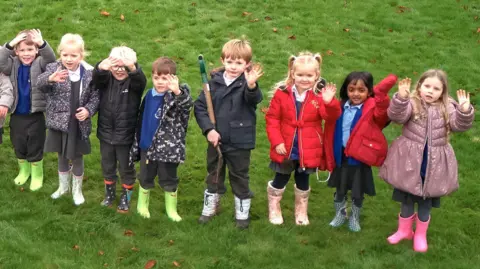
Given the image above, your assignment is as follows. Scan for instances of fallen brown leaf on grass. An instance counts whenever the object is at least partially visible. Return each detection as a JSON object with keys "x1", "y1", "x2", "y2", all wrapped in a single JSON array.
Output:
[
  {"x1": 300, "y1": 240, "x2": 308, "y2": 245},
  {"x1": 343, "y1": 28, "x2": 350, "y2": 32},
  {"x1": 124, "y1": 230, "x2": 134, "y2": 236},
  {"x1": 20, "y1": 187, "x2": 24, "y2": 192},
  {"x1": 168, "y1": 240, "x2": 175, "y2": 246},
  {"x1": 396, "y1": 6, "x2": 411, "y2": 13},
  {"x1": 57, "y1": 17, "x2": 62, "y2": 21},
  {"x1": 104, "y1": 263, "x2": 108, "y2": 267},
  {"x1": 144, "y1": 260, "x2": 157, "y2": 269},
  {"x1": 134, "y1": 9, "x2": 140, "y2": 14},
  {"x1": 173, "y1": 261, "x2": 181, "y2": 267},
  {"x1": 98, "y1": 250, "x2": 105, "y2": 256},
  {"x1": 284, "y1": 26, "x2": 292, "y2": 30},
  {"x1": 428, "y1": 31, "x2": 433, "y2": 36},
  {"x1": 249, "y1": 18, "x2": 259, "y2": 22},
  {"x1": 474, "y1": 16, "x2": 478, "y2": 21},
  {"x1": 369, "y1": 59, "x2": 377, "y2": 63},
  {"x1": 273, "y1": 28, "x2": 278, "y2": 32},
  {"x1": 120, "y1": 14, "x2": 125, "y2": 21},
  {"x1": 191, "y1": 2, "x2": 196, "y2": 6},
  {"x1": 265, "y1": 16, "x2": 272, "y2": 20},
  {"x1": 413, "y1": 71, "x2": 418, "y2": 75},
  {"x1": 341, "y1": 53, "x2": 345, "y2": 56},
  {"x1": 72, "y1": 245, "x2": 80, "y2": 250},
  {"x1": 477, "y1": 28, "x2": 480, "y2": 33},
  {"x1": 326, "y1": 50, "x2": 334, "y2": 55},
  {"x1": 242, "y1": 11, "x2": 252, "y2": 17},
  {"x1": 100, "y1": 10, "x2": 110, "y2": 17},
  {"x1": 388, "y1": 28, "x2": 393, "y2": 32},
  {"x1": 131, "y1": 247, "x2": 140, "y2": 252},
  {"x1": 288, "y1": 35, "x2": 296, "y2": 40}
]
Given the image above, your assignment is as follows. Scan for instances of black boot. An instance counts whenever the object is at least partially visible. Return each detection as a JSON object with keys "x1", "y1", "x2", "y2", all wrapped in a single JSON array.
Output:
[
  {"x1": 101, "y1": 182, "x2": 116, "y2": 207},
  {"x1": 117, "y1": 187, "x2": 133, "y2": 213}
]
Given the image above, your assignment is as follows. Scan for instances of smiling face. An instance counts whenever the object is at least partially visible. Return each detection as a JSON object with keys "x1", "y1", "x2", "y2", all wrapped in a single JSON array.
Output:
[
  {"x1": 60, "y1": 44, "x2": 83, "y2": 71},
  {"x1": 111, "y1": 65, "x2": 128, "y2": 81},
  {"x1": 221, "y1": 57, "x2": 249, "y2": 80},
  {"x1": 152, "y1": 72, "x2": 170, "y2": 93},
  {"x1": 292, "y1": 62, "x2": 319, "y2": 92},
  {"x1": 418, "y1": 76, "x2": 444, "y2": 104},
  {"x1": 347, "y1": 79, "x2": 369, "y2": 105},
  {"x1": 15, "y1": 42, "x2": 38, "y2": 65}
]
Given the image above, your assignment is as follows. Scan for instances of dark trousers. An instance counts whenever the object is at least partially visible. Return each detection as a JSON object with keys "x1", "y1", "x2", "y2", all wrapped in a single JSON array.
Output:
[
  {"x1": 139, "y1": 151, "x2": 179, "y2": 192},
  {"x1": 100, "y1": 141, "x2": 136, "y2": 186},
  {"x1": 206, "y1": 145, "x2": 252, "y2": 199},
  {"x1": 9, "y1": 113, "x2": 45, "y2": 162},
  {"x1": 0, "y1": 127, "x2": 3, "y2": 144}
]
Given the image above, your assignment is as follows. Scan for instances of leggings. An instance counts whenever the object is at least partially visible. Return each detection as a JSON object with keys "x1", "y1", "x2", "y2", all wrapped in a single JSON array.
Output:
[
  {"x1": 334, "y1": 192, "x2": 363, "y2": 207},
  {"x1": 400, "y1": 199, "x2": 432, "y2": 222},
  {"x1": 271, "y1": 170, "x2": 309, "y2": 191},
  {"x1": 58, "y1": 154, "x2": 84, "y2": 177}
]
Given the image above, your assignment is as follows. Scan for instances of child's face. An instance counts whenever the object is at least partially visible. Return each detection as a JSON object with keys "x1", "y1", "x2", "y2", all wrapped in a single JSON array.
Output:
[
  {"x1": 110, "y1": 65, "x2": 128, "y2": 81},
  {"x1": 418, "y1": 76, "x2": 443, "y2": 104},
  {"x1": 15, "y1": 42, "x2": 38, "y2": 65},
  {"x1": 221, "y1": 57, "x2": 249, "y2": 80},
  {"x1": 152, "y1": 73, "x2": 170, "y2": 93},
  {"x1": 292, "y1": 63, "x2": 318, "y2": 92},
  {"x1": 60, "y1": 45, "x2": 83, "y2": 71},
  {"x1": 347, "y1": 80, "x2": 369, "y2": 105}
]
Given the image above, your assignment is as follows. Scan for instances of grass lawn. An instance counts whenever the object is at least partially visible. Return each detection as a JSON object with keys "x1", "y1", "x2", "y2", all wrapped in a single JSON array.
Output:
[{"x1": 0, "y1": 0, "x2": 479, "y2": 268}]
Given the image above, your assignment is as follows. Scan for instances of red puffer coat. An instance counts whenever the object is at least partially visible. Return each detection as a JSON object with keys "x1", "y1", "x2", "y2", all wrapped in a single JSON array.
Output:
[
  {"x1": 266, "y1": 86, "x2": 341, "y2": 171},
  {"x1": 342, "y1": 74, "x2": 398, "y2": 167}
]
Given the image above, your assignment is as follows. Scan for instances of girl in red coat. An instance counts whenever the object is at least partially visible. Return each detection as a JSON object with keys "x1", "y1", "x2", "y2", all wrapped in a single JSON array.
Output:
[
  {"x1": 327, "y1": 71, "x2": 397, "y2": 231},
  {"x1": 265, "y1": 52, "x2": 341, "y2": 225}
]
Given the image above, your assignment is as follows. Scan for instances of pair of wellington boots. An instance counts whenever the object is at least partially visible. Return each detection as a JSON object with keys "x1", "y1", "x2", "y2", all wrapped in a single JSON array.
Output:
[
  {"x1": 387, "y1": 213, "x2": 431, "y2": 252},
  {"x1": 13, "y1": 159, "x2": 44, "y2": 191},
  {"x1": 267, "y1": 181, "x2": 310, "y2": 226},
  {"x1": 136, "y1": 186, "x2": 182, "y2": 222},
  {"x1": 51, "y1": 170, "x2": 85, "y2": 206},
  {"x1": 100, "y1": 180, "x2": 134, "y2": 213},
  {"x1": 198, "y1": 190, "x2": 251, "y2": 229}
]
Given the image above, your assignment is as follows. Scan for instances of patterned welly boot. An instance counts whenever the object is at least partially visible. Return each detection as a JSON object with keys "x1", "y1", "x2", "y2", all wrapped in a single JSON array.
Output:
[
  {"x1": 329, "y1": 197, "x2": 347, "y2": 227},
  {"x1": 348, "y1": 204, "x2": 362, "y2": 232},
  {"x1": 72, "y1": 174, "x2": 85, "y2": 206},
  {"x1": 198, "y1": 190, "x2": 220, "y2": 224},
  {"x1": 267, "y1": 180, "x2": 285, "y2": 225},
  {"x1": 234, "y1": 196, "x2": 251, "y2": 229},
  {"x1": 101, "y1": 180, "x2": 116, "y2": 207},
  {"x1": 51, "y1": 171, "x2": 71, "y2": 199},
  {"x1": 294, "y1": 185, "x2": 310, "y2": 225},
  {"x1": 117, "y1": 186, "x2": 133, "y2": 213}
]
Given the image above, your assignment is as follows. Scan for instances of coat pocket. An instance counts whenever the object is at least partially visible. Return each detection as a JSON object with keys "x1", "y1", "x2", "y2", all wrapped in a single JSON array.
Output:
[
  {"x1": 229, "y1": 120, "x2": 254, "y2": 144},
  {"x1": 356, "y1": 138, "x2": 383, "y2": 166}
]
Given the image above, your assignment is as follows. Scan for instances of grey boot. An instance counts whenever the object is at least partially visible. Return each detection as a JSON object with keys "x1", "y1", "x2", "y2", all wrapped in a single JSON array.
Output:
[
  {"x1": 198, "y1": 190, "x2": 220, "y2": 224},
  {"x1": 101, "y1": 182, "x2": 116, "y2": 207},
  {"x1": 235, "y1": 196, "x2": 251, "y2": 229},
  {"x1": 348, "y1": 204, "x2": 361, "y2": 232},
  {"x1": 117, "y1": 187, "x2": 133, "y2": 213},
  {"x1": 329, "y1": 198, "x2": 347, "y2": 227}
]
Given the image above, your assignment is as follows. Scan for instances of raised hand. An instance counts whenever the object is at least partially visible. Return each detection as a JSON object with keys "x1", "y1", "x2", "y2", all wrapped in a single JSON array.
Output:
[
  {"x1": 29, "y1": 29, "x2": 44, "y2": 47},
  {"x1": 398, "y1": 78, "x2": 411, "y2": 99},
  {"x1": 48, "y1": 67, "x2": 68, "y2": 83},
  {"x1": 322, "y1": 82, "x2": 336, "y2": 104},
  {"x1": 166, "y1": 74, "x2": 180, "y2": 95},
  {"x1": 75, "y1": 107, "x2": 90, "y2": 121},
  {"x1": 9, "y1": 32, "x2": 28, "y2": 47},
  {"x1": 275, "y1": 143, "x2": 287, "y2": 155},
  {"x1": 456, "y1": 89, "x2": 471, "y2": 113},
  {"x1": 98, "y1": 57, "x2": 114, "y2": 71},
  {"x1": 245, "y1": 63, "x2": 264, "y2": 89}
]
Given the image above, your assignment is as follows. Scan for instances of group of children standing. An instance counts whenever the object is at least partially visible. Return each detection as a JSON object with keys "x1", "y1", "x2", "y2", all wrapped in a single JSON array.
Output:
[{"x1": 0, "y1": 29, "x2": 475, "y2": 253}]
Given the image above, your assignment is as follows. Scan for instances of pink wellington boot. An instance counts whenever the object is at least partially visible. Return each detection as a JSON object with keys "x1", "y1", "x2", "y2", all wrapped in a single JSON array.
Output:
[
  {"x1": 267, "y1": 181, "x2": 285, "y2": 225},
  {"x1": 387, "y1": 213, "x2": 415, "y2": 244},
  {"x1": 413, "y1": 215, "x2": 430, "y2": 252},
  {"x1": 294, "y1": 185, "x2": 310, "y2": 225}
]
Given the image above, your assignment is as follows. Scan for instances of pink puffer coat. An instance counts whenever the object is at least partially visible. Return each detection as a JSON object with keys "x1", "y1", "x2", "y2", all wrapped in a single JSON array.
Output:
[{"x1": 379, "y1": 93, "x2": 474, "y2": 198}]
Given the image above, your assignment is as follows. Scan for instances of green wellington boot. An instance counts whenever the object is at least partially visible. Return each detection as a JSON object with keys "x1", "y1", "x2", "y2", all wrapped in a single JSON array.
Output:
[
  {"x1": 14, "y1": 159, "x2": 31, "y2": 186},
  {"x1": 165, "y1": 190, "x2": 182, "y2": 222}
]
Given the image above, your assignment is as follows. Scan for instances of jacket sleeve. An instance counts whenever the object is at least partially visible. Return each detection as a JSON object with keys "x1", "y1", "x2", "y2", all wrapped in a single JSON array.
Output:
[
  {"x1": 174, "y1": 84, "x2": 194, "y2": 112},
  {"x1": 0, "y1": 75, "x2": 13, "y2": 109},
  {"x1": 129, "y1": 64, "x2": 147, "y2": 92},
  {"x1": 92, "y1": 62, "x2": 111, "y2": 90},
  {"x1": 0, "y1": 44, "x2": 15, "y2": 75},
  {"x1": 84, "y1": 84, "x2": 100, "y2": 118},
  {"x1": 244, "y1": 83, "x2": 263, "y2": 106},
  {"x1": 37, "y1": 41, "x2": 56, "y2": 70},
  {"x1": 265, "y1": 91, "x2": 285, "y2": 147},
  {"x1": 36, "y1": 62, "x2": 58, "y2": 93},
  {"x1": 373, "y1": 74, "x2": 397, "y2": 127},
  {"x1": 448, "y1": 99, "x2": 475, "y2": 132},
  {"x1": 194, "y1": 88, "x2": 215, "y2": 135},
  {"x1": 319, "y1": 97, "x2": 342, "y2": 123},
  {"x1": 387, "y1": 93, "x2": 412, "y2": 124}
]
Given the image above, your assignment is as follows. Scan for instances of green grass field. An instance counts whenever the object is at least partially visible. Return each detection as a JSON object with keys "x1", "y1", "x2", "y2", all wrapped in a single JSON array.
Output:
[{"x1": 0, "y1": 0, "x2": 479, "y2": 268}]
